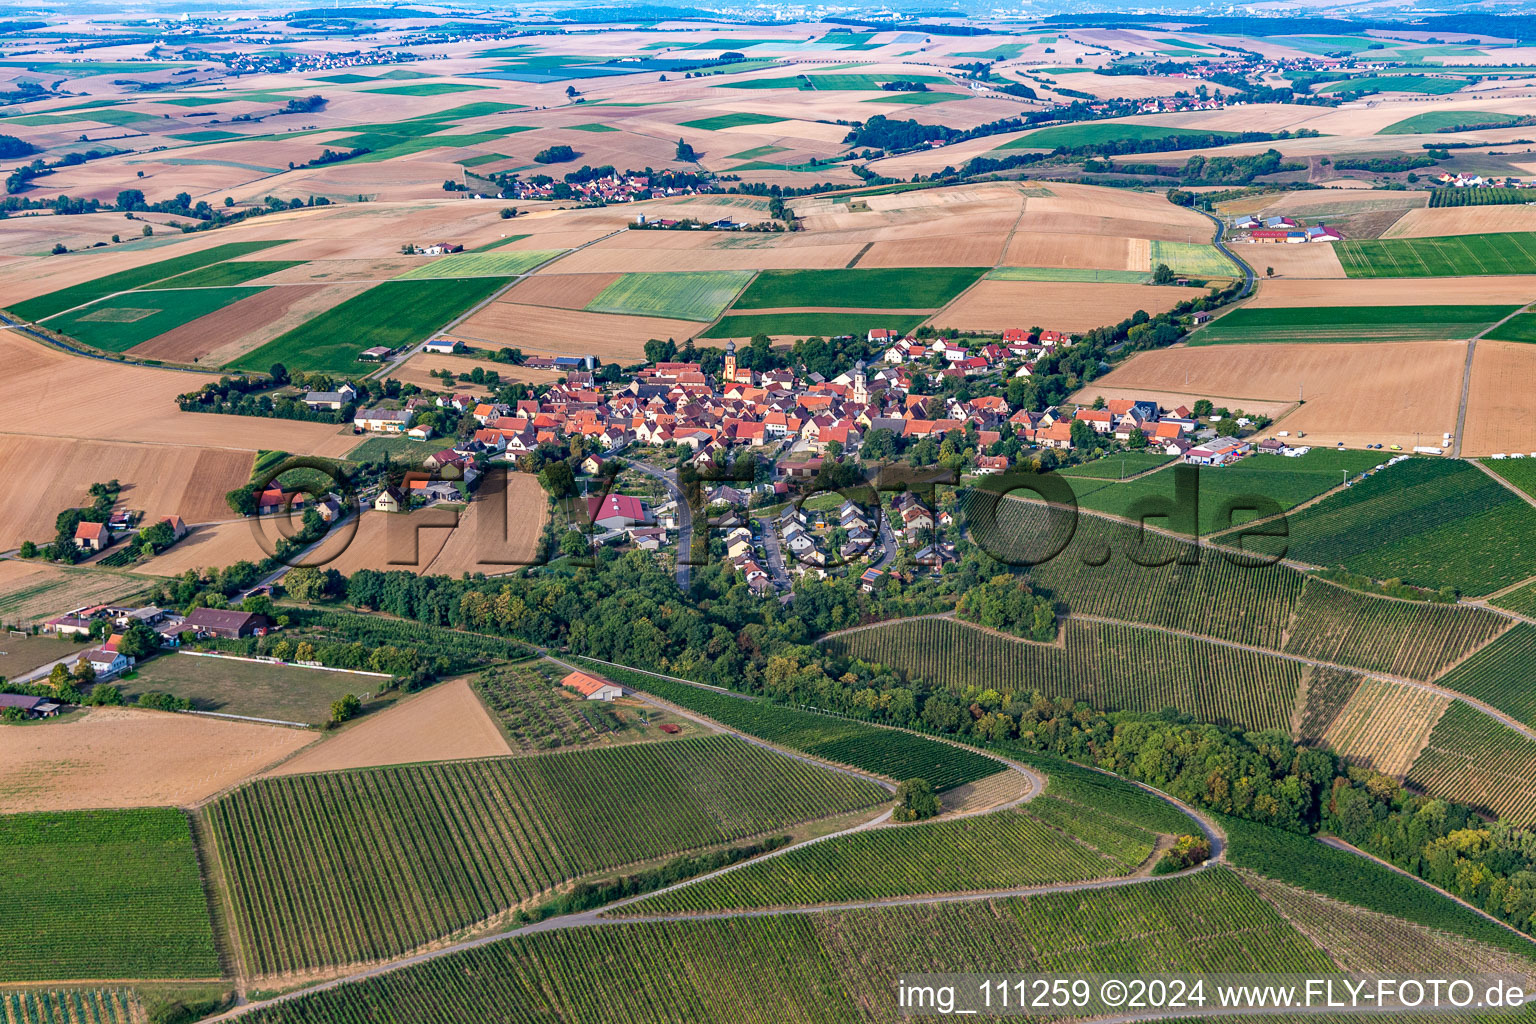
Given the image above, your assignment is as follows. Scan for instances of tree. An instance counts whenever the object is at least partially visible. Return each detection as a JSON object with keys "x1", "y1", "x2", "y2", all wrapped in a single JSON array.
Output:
[
  {"x1": 18, "y1": 540, "x2": 36, "y2": 558},
  {"x1": 1265, "y1": 266, "x2": 1275, "y2": 277},
  {"x1": 893, "y1": 778, "x2": 941, "y2": 822},
  {"x1": 224, "y1": 196, "x2": 235, "y2": 207},
  {"x1": 540, "y1": 461, "x2": 576, "y2": 499},
  {"x1": 116, "y1": 621, "x2": 161, "y2": 659},
  {"x1": 72, "y1": 658, "x2": 96, "y2": 687},
  {"x1": 225, "y1": 487, "x2": 257, "y2": 517},
  {"x1": 115, "y1": 188, "x2": 145, "y2": 211},
  {"x1": 675, "y1": 138, "x2": 697, "y2": 161},
  {"x1": 87, "y1": 683, "x2": 123, "y2": 706},
  {"x1": 1069, "y1": 419, "x2": 1098, "y2": 451},
  {"x1": 330, "y1": 693, "x2": 362, "y2": 724},
  {"x1": 283, "y1": 566, "x2": 326, "y2": 603},
  {"x1": 1192, "y1": 399, "x2": 1213, "y2": 417},
  {"x1": 48, "y1": 663, "x2": 71, "y2": 690},
  {"x1": 560, "y1": 528, "x2": 590, "y2": 558},
  {"x1": 1151, "y1": 262, "x2": 1176, "y2": 285},
  {"x1": 139, "y1": 520, "x2": 175, "y2": 552},
  {"x1": 142, "y1": 224, "x2": 153, "y2": 237},
  {"x1": 269, "y1": 362, "x2": 289, "y2": 385}
]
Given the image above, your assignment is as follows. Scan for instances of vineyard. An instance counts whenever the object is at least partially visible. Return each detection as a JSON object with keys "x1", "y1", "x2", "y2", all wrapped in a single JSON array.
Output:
[
  {"x1": 0, "y1": 989, "x2": 139, "y2": 1024},
  {"x1": 1220, "y1": 814, "x2": 1536, "y2": 959},
  {"x1": 0, "y1": 808, "x2": 220, "y2": 982},
  {"x1": 580, "y1": 660, "x2": 999, "y2": 790},
  {"x1": 1407, "y1": 701, "x2": 1536, "y2": 824},
  {"x1": 963, "y1": 495, "x2": 1305, "y2": 649},
  {"x1": 1429, "y1": 188, "x2": 1536, "y2": 207},
  {"x1": 1283, "y1": 458, "x2": 1536, "y2": 597},
  {"x1": 206, "y1": 736, "x2": 887, "y2": 974},
  {"x1": 1429, "y1": 624, "x2": 1536, "y2": 729},
  {"x1": 1320, "y1": 677, "x2": 1451, "y2": 778},
  {"x1": 1280, "y1": 578, "x2": 1509, "y2": 681},
  {"x1": 238, "y1": 870, "x2": 1333, "y2": 1024},
  {"x1": 1015, "y1": 752, "x2": 1195, "y2": 835},
  {"x1": 827, "y1": 618, "x2": 1302, "y2": 733},
  {"x1": 619, "y1": 798, "x2": 1153, "y2": 913},
  {"x1": 471, "y1": 662, "x2": 618, "y2": 751},
  {"x1": 1294, "y1": 666, "x2": 1364, "y2": 745},
  {"x1": 1492, "y1": 580, "x2": 1536, "y2": 618}
]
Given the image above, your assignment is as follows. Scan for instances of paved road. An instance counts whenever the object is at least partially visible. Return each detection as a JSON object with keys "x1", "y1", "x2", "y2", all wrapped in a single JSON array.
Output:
[
  {"x1": 1199, "y1": 207, "x2": 1256, "y2": 299},
  {"x1": 626, "y1": 459, "x2": 691, "y2": 591}
]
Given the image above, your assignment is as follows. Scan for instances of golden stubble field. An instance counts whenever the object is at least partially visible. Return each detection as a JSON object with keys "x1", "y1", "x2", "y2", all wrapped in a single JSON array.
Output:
[{"x1": 1462, "y1": 340, "x2": 1536, "y2": 457}]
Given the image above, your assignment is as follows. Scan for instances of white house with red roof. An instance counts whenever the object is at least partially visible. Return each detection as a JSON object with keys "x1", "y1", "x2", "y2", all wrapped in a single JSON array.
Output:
[{"x1": 587, "y1": 493, "x2": 652, "y2": 531}]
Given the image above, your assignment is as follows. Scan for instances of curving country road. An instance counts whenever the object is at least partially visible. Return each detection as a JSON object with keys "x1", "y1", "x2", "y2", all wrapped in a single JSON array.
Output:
[{"x1": 1198, "y1": 206, "x2": 1256, "y2": 299}]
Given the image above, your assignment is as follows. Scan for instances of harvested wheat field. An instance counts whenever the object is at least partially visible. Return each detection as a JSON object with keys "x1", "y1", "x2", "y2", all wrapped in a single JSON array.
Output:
[
  {"x1": 0, "y1": 559, "x2": 149, "y2": 625},
  {"x1": 304, "y1": 508, "x2": 456, "y2": 575},
  {"x1": 422, "y1": 475, "x2": 549, "y2": 575},
  {"x1": 137, "y1": 521, "x2": 279, "y2": 578},
  {"x1": 930, "y1": 281, "x2": 1190, "y2": 333},
  {"x1": 854, "y1": 234, "x2": 1006, "y2": 268},
  {"x1": 1249, "y1": 276, "x2": 1536, "y2": 307},
  {"x1": 126, "y1": 284, "x2": 331, "y2": 363},
  {"x1": 1237, "y1": 242, "x2": 1346, "y2": 279},
  {"x1": 1002, "y1": 232, "x2": 1151, "y2": 271},
  {"x1": 0, "y1": 333, "x2": 358, "y2": 457},
  {"x1": 0, "y1": 707, "x2": 315, "y2": 813},
  {"x1": 1461, "y1": 340, "x2": 1536, "y2": 457},
  {"x1": 505, "y1": 272, "x2": 622, "y2": 309},
  {"x1": 548, "y1": 236, "x2": 864, "y2": 273},
  {"x1": 255, "y1": 257, "x2": 422, "y2": 283},
  {"x1": 1323, "y1": 678, "x2": 1451, "y2": 779},
  {"x1": 1383, "y1": 205, "x2": 1536, "y2": 239},
  {"x1": 450, "y1": 302, "x2": 701, "y2": 361},
  {"x1": 0, "y1": 436, "x2": 252, "y2": 550},
  {"x1": 1083, "y1": 340, "x2": 1465, "y2": 450},
  {"x1": 264, "y1": 677, "x2": 511, "y2": 778},
  {"x1": 196, "y1": 282, "x2": 371, "y2": 368},
  {"x1": 392, "y1": 350, "x2": 567, "y2": 395}
]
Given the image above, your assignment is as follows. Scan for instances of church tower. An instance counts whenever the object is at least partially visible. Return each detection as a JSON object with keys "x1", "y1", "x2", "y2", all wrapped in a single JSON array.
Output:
[
  {"x1": 723, "y1": 340, "x2": 737, "y2": 384},
  {"x1": 851, "y1": 359, "x2": 868, "y2": 405}
]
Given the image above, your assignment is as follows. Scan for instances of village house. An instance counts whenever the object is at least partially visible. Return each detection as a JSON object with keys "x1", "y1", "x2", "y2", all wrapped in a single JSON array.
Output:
[
  {"x1": 181, "y1": 608, "x2": 272, "y2": 639},
  {"x1": 354, "y1": 407, "x2": 415, "y2": 433},
  {"x1": 74, "y1": 521, "x2": 111, "y2": 552},
  {"x1": 303, "y1": 383, "x2": 358, "y2": 411},
  {"x1": 374, "y1": 486, "x2": 406, "y2": 514}
]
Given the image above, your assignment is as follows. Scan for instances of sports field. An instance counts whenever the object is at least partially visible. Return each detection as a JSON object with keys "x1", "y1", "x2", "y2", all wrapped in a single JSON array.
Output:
[
  {"x1": 49, "y1": 286, "x2": 273, "y2": 352},
  {"x1": 396, "y1": 251, "x2": 563, "y2": 279},
  {"x1": 729, "y1": 267, "x2": 985, "y2": 309},
  {"x1": 586, "y1": 270, "x2": 753, "y2": 320},
  {"x1": 1191, "y1": 304, "x2": 1517, "y2": 345},
  {"x1": 1335, "y1": 232, "x2": 1536, "y2": 277},
  {"x1": 235, "y1": 277, "x2": 513, "y2": 372},
  {"x1": 701, "y1": 311, "x2": 928, "y2": 339}
]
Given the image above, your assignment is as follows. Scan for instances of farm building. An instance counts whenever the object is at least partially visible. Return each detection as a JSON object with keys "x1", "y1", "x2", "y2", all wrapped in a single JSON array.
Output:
[
  {"x1": 0, "y1": 693, "x2": 61, "y2": 718},
  {"x1": 44, "y1": 614, "x2": 94, "y2": 636},
  {"x1": 74, "y1": 521, "x2": 111, "y2": 552},
  {"x1": 561, "y1": 670, "x2": 624, "y2": 701},
  {"x1": 80, "y1": 647, "x2": 130, "y2": 679},
  {"x1": 181, "y1": 608, "x2": 272, "y2": 639},
  {"x1": 1185, "y1": 436, "x2": 1251, "y2": 467},
  {"x1": 354, "y1": 407, "x2": 415, "y2": 433},
  {"x1": 423, "y1": 339, "x2": 461, "y2": 355}
]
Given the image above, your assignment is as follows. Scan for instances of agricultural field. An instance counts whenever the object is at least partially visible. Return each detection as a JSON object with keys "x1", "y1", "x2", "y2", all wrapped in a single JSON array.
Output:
[
  {"x1": 1335, "y1": 232, "x2": 1536, "y2": 277},
  {"x1": 0, "y1": 808, "x2": 220, "y2": 981},
  {"x1": 395, "y1": 250, "x2": 563, "y2": 279},
  {"x1": 987, "y1": 266, "x2": 1149, "y2": 283},
  {"x1": 1377, "y1": 110, "x2": 1524, "y2": 134},
  {"x1": 235, "y1": 277, "x2": 514, "y2": 373},
  {"x1": 0, "y1": 559, "x2": 148, "y2": 625},
  {"x1": 701, "y1": 311, "x2": 928, "y2": 340},
  {"x1": 1191, "y1": 304, "x2": 1516, "y2": 345},
  {"x1": 0, "y1": 989, "x2": 142, "y2": 1024},
  {"x1": 620, "y1": 800, "x2": 1152, "y2": 913},
  {"x1": 47, "y1": 286, "x2": 275, "y2": 353},
  {"x1": 234, "y1": 870, "x2": 1336, "y2": 1024},
  {"x1": 207, "y1": 735, "x2": 887, "y2": 973},
  {"x1": 1283, "y1": 457, "x2": 1536, "y2": 596},
  {"x1": 1320, "y1": 677, "x2": 1450, "y2": 777},
  {"x1": 1053, "y1": 451, "x2": 1173, "y2": 478},
  {"x1": 1483, "y1": 313, "x2": 1536, "y2": 343},
  {"x1": 470, "y1": 662, "x2": 700, "y2": 751},
  {"x1": 1280, "y1": 577, "x2": 1510, "y2": 681},
  {"x1": 1429, "y1": 624, "x2": 1536, "y2": 730},
  {"x1": 1147, "y1": 240, "x2": 1240, "y2": 278},
  {"x1": 582, "y1": 661, "x2": 1000, "y2": 790},
  {"x1": 1317, "y1": 75, "x2": 1467, "y2": 95},
  {"x1": 585, "y1": 270, "x2": 753, "y2": 320},
  {"x1": 125, "y1": 652, "x2": 389, "y2": 727},
  {"x1": 728, "y1": 267, "x2": 985, "y2": 310},
  {"x1": 1408, "y1": 700, "x2": 1536, "y2": 823},
  {"x1": 1000, "y1": 122, "x2": 1237, "y2": 150}
]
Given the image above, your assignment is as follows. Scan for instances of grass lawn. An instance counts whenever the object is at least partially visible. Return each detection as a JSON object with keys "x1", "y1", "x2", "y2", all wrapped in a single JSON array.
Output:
[
  {"x1": 1000, "y1": 122, "x2": 1235, "y2": 151},
  {"x1": 51, "y1": 286, "x2": 270, "y2": 353},
  {"x1": 362, "y1": 83, "x2": 493, "y2": 96},
  {"x1": 701, "y1": 311, "x2": 928, "y2": 339},
  {"x1": 127, "y1": 652, "x2": 386, "y2": 725},
  {"x1": 0, "y1": 808, "x2": 220, "y2": 981},
  {"x1": 1481, "y1": 312, "x2": 1536, "y2": 343},
  {"x1": 586, "y1": 270, "x2": 753, "y2": 321},
  {"x1": 1190, "y1": 304, "x2": 1517, "y2": 345},
  {"x1": 1378, "y1": 110, "x2": 1521, "y2": 135},
  {"x1": 0, "y1": 632, "x2": 83, "y2": 679},
  {"x1": 10, "y1": 240, "x2": 291, "y2": 321},
  {"x1": 730, "y1": 267, "x2": 985, "y2": 309},
  {"x1": 154, "y1": 260, "x2": 304, "y2": 287},
  {"x1": 1076, "y1": 448, "x2": 1384, "y2": 537},
  {"x1": 1055, "y1": 452, "x2": 1174, "y2": 479},
  {"x1": 396, "y1": 250, "x2": 562, "y2": 279},
  {"x1": 989, "y1": 266, "x2": 1149, "y2": 283},
  {"x1": 1148, "y1": 240, "x2": 1237, "y2": 277},
  {"x1": 347, "y1": 435, "x2": 448, "y2": 464},
  {"x1": 1336, "y1": 232, "x2": 1536, "y2": 277},
  {"x1": 679, "y1": 111, "x2": 788, "y2": 130},
  {"x1": 1319, "y1": 75, "x2": 1466, "y2": 95},
  {"x1": 233, "y1": 276, "x2": 512, "y2": 373}
]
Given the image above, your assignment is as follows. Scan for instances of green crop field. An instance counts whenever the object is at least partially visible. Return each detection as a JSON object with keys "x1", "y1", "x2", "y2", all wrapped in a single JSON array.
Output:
[
  {"x1": 1190, "y1": 304, "x2": 1515, "y2": 344},
  {"x1": 679, "y1": 111, "x2": 787, "y2": 130},
  {"x1": 0, "y1": 988, "x2": 142, "y2": 1024},
  {"x1": 1283, "y1": 457, "x2": 1536, "y2": 596},
  {"x1": 9, "y1": 240, "x2": 291, "y2": 321},
  {"x1": 1148, "y1": 240, "x2": 1239, "y2": 277},
  {"x1": 155, "y1": 260, "x2": 304, "y2": 287},
  {"x1": 49, "y1": 286, "x2": 268, "y2": 353},
  {"x1": 988, "y1": 266, "x2": 1149, "y2": 282},
  {"x1": 1000, "y1": 122, "x2": 1236, "y2": 151},
  {"x1": 1280, "y1": 577, "x2": 1509, "y2": 681},
  {"x1": 719, "y1": 73, "x2": 947, "y2": 91},
  {"x1": 582, "y1": 660, "x2": 1000, "y2": 790},
  {"x1": 1319, "y1": 75, "x2": 1466, "y2": 95},
  {"x1": 0, "y1": 808, "x2": 219, "y2": 981},
  {"x1": 395, "y1": 250, "x2": 562, "y2": 279},
  {"x1": 1483, "y1": 313, "x2": 1536, "y2": 343},
  {"x1": 1378, "y1": 110, "x2": 1523, "y2": 134},
  {"x1": 1429, "y1": 624, "x2": 1536, "y2": 730},
  {"x1": 207, "y1": 735, "x2": 885, "y2": 973},
  {"x1": 827, "y1": 617, "x2": 1303, "y2": 733},
  {"x1": 170, "y1": 129, "x2": 243, "y2": 142},
  {"x1": 701, "y1": 311, "x2": 928, "y2": 339},
  {"x1": 730, "y1": 267, "x2": 985, "y2": 309},
  {"x1": 1335, "y1": 231, "x2": 1536, "y2": 277},
  {"x1": 620, "y1": 800, "x2": 1153, "y2": 913},
  {"x1": 235, "y1": 276, "x2": 513, "y2": 373},
  {"x1": 585, "y1": 270, "x2": 753, "y2": 321},
  {"x1": 125, "y1": 652, "x2": 387, "y2": 726},
  {"x1": 362, "y1": 83, "x2": 492, "y2": 95},
  {"x1": 1221, "y1": 814, "x2": 1536, "y2": 957},
  {"x1": 1055, "y1": 452, "x2": 1174, "y2": 478},
  {"x1": 234, "y1": 870, "x2": 1334, "y2": 1024},
  {"x1": 1493, "y1": 579, "x2": 1536, "y2": 617},
  {"x1": 867, "y1": 90, "x2": 964, "y2": 105},
  {"x1": 1408, "y1": 700, "x2": 1536, "y2": 823}
]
